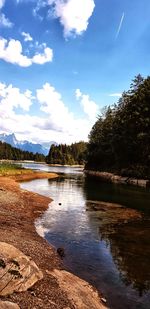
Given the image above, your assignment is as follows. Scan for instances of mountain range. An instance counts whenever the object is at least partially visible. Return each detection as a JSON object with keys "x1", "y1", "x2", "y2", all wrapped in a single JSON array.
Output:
[{"x1": 0, "y1": 133, "x2": 56, "y2": 156}]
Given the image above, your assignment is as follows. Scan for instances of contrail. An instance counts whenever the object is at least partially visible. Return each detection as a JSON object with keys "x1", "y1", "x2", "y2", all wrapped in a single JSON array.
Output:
[{"x1": 115, "y1": 12, "x2": 125, "y2": 39}]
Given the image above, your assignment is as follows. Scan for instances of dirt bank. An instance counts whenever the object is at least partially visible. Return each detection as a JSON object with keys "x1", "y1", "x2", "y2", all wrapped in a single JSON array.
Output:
[{"x1": 0, "y1": 172, "x2": 107, "y2": 309}]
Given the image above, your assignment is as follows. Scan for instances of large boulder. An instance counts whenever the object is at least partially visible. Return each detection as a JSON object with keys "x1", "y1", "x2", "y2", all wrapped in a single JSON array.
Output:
[
  {"x1": 0, "y1": 242, "x2": 43, "y2": 296},
  {"x1": 48, "y1": 269, "x2": 107, "y2": 309}
]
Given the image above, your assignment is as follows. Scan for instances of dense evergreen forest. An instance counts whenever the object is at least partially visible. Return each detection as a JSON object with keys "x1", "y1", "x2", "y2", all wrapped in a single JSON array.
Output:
[
  {"x1": 46, "y1": 142, "x2": 87, "y2": 165},
  {"x1": 86, "y1": 75, "x2": 150, "y2": 179},
  {"x1": 0, "y1": 141, "x2": 45, "y2": 162}
]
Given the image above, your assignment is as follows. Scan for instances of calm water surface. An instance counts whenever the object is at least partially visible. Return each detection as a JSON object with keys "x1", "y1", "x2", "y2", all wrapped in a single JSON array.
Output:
[{"x1": 20, "y1": 163, "x2": 150, "y2": 309}]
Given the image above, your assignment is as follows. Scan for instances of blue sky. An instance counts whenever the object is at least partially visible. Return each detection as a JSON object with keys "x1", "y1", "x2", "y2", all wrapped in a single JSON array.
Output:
[{"x1": 0, "y1": 0, "x2": 150, "y2": 144}]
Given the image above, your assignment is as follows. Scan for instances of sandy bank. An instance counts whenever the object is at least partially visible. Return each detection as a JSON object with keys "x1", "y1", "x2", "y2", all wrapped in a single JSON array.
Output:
[{"x1": 0, "y1": 172, "x2": 107, "y2": 309}]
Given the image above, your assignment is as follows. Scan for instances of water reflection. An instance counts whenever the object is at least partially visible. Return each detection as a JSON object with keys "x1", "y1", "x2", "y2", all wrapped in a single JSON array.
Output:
[
  {"x1": 20, "y1": 162, "x2": 83, "y2": 175},
  {"x1": 104, "y1": 220, "x2": 150, "y2": 297},
  {"x1": 84, "y1": 180, "x2": 150, "y2": 298},
  {"x1": 83, "y1": 177, "x2": 150, "y2": 214},
  {"x1": 20, "y1": 165, "x2": 150, "y2": 309}
]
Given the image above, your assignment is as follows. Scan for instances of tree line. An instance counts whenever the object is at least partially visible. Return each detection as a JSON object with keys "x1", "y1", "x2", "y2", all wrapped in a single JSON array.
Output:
[
  {"x1": 85, "y1": 75, "x2": 150, "y2": 179},
  {"x1": 0, "y1": 139, "x2": 87, "y2": 165},
  {"x1": 46, "y1": 142, "x2": 87, "y2": 165},
  {"x1": 0, "y1": 141, "x2": 45, "y2": 162}
]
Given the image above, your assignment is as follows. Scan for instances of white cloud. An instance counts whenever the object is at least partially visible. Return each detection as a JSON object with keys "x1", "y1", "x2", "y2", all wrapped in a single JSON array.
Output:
[
  {"x1": 0, "y1": 37, "x2": 53, "y2": 67},
  {"x1": 0, "y1": 38, "x2": 32, "y2": 67},
  {"x1": 0, "y1": 81, "x2": 98, "y2": 144},
  {"x1": 0, "y1": 13, "x2": 13, "y2": 27},
  {"x1": 75, "y1": 88, "x2": 82, "y2": 99},
  {"x1": 0, "y1": 82, "x2": 33, "y2": 113},
  {"x1": 21, "y1": 32, "x2": 33, "y2": 42},
  {"x1": 0, "y1": 82, "x2": 40, "y2": 139},
  {"x1": 0, "y1": 0, "x2": 13, "y2": 28},
  {"x1": 33, "y1": 0, "x2": 47, "y2": 20},
  {"x1": 109, "y1": 93, "x2": 122, "y2": 97},
  {"x1": 33, "y1": 83, "x2": 97, "y2": 143},
  {"x1": 33, "y1": 47, "x2": 53, "y2": 64},
  {"x1": 37, "y1": 83, "x2": 75, "y2": 132},
  {"x1": 76, "y1": 88, "x2": 99, "y2": 121},
  {"x1": 35, "y1": 41, "x2": 46, "y2": 49},
  {"x1": 0, "y1": 0, "x2": 5, "y2": 9},
  {"x1": 53, "y1": 0, "x2": 95, "y2": 37},
  {"x1": 34, "y1": 0, "x2": 95, "y2": 38}
]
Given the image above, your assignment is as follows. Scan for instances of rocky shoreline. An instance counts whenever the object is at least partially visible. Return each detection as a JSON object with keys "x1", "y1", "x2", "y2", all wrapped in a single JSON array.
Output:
[
  {"x1": 0, "y1": 171, "x2": 107, "y2": 309},
  {"x1": 84, "y1": 170, "x2": 150, "y2": 188}
]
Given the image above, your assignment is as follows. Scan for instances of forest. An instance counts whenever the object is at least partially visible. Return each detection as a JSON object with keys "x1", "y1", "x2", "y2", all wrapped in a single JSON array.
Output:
[
  {"x1": 0, "y1": 141, "x2": 45, "y2": 162},
  {"x1": 46, "y1": 142, "x2": 87, "y2": 165},
  {"x1": 0, "y1": 140, "x2": 87, "y2": 165},
  {"x1": 85, "y1": 75, "x2": 150, "y2": 179}
]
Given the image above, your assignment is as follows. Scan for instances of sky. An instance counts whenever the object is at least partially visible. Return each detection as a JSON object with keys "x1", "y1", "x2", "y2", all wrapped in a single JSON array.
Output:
[{"x1": 0, "y1": 0, "x2": 150, "y2": 145}]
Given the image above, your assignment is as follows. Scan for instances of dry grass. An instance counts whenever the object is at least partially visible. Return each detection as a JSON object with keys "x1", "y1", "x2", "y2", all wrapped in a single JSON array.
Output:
[{"x1": 0, "y1": 162, "x2": 32, "y2": 176}]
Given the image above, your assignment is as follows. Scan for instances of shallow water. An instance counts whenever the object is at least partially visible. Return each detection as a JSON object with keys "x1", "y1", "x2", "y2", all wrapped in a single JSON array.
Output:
[{"x1": 21, "y1": 163, "x2": 150, "y2": 309}]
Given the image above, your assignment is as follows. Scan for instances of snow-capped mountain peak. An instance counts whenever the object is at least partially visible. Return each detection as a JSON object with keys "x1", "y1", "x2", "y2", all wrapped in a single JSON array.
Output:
[{"x1": 0, "y1": 133, "x2": 55, "y2": 155}]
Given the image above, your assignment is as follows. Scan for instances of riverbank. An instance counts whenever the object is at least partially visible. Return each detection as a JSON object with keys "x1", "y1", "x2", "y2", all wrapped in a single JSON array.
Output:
[
  {"x1": 0, "y1": 171, "x2": 107, "y2": 309},
  {"x1": 84, "y1": 170, "x2": 150, "y2": 188}
]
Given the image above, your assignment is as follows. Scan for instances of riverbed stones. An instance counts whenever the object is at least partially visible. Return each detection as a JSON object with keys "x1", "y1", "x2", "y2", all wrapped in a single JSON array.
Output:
[{"x1": 0, "y1": 242, "x2": 43, "y2": 296}]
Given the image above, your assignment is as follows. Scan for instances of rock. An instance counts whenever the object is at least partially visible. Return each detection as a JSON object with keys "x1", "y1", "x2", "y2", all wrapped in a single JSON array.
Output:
[
  {"x1": 0, "y1": 242, "x2": 43, "y2": 296},
  {"x1": 30, "y1": 290, "x2": 36, "y2": 296},
  {"x1": 57, "y1": 247, "x2": 65, "y2": 258},
  {"x1": 127, "y1": 178, "x2": 138, "y2": 186},
  {"x1": 85, "y1": 170, "x2": 148, "y2": 188},
  {"x1": 48, "y1": 269, "x2": 107, "y2": 309},
  {"x1": 137, "y1": 179, "x2": 148, "y2": 187},
  {"x1": 101, "y1": 298, "x2": 107, "y2": 304},
  {"x1": 0, "y1": 301, "x2": 20, "y2": 309}
]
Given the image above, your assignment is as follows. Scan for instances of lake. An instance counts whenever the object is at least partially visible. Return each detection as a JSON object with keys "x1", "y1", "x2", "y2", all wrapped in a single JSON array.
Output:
[{"x1": 20, "y1": 163, "x2": 150, "y2": 309}]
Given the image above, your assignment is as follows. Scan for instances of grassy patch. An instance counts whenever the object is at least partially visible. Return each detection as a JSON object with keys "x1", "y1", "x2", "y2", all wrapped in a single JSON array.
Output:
[{"x1": 0, "y1": 162, "x2": 31, "y2": 176}]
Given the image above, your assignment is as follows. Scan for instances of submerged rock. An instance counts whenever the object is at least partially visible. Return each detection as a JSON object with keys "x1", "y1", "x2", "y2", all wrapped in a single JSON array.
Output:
[{"x1": 57, "y1": 247, "x2": 65, "y2": 258}]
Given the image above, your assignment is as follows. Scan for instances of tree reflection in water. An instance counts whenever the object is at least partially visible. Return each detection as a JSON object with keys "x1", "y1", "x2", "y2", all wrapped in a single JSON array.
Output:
[
  {"x1": 100, "y1": 218, "x2": 150, "y2": 297},
  {"x1": 86, "y1": 200, "x2": 150, "y2": 297},
  {"x1": 84, "y1": 177, "x2": 150, "y2": 298}
]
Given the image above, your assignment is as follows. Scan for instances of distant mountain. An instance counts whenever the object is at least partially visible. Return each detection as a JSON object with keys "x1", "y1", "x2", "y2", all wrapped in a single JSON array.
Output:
[
  {"x1": 0, "y1": 133, "x2": 18, "y2": 148},
  {"x1": 0, "y1": 133, "x2": 56, "y2": 155}
]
